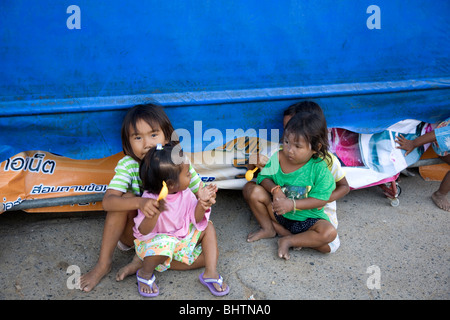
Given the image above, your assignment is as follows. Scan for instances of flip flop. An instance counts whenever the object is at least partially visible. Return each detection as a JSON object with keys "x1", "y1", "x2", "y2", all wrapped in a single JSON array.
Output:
[
  {"x1": 117, "y1": 240, "x2": 133, "y2": 251},
  {"x1": 199, "y1": 272, "x2": 230, "y2": 296},
  {"x1": 136, "y1": 270, "x2": 159, "y2": 297}
]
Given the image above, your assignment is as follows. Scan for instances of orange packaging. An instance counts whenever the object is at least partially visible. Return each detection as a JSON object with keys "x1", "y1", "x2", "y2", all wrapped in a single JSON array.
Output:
[
  {"x1": 419, "y1": 147, "x2": 449, "y2": 182},
  {"x1": 0, "y1": 137, "x2": 277, "y2": 213},
  {"x1": 0, "y1": 151, "x2": 123, "y2": 213}
]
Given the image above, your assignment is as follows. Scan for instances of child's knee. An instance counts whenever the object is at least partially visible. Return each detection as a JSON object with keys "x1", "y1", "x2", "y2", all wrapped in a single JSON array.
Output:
[
  {"x1": 244, "y1": 183, "x2": 269, "y2": 203},
  {"x1": 242, "y1": 182, "x2": 256, "y2": 200},
  {"x1": 322, "y1": 225, "x2": 337, "y2": 243},
  {"x1": 106, "y1": 209, "x2": 134, "y2": 222},
  {"x1": 314, "y1": 221, "x2": 337, "y2": 243},
  {"x1": 206, "y1": 220, "x2": 215, "y2": 230},
  {"x1": 203, "y1": 221, "x2": 217, "y2": 237}
]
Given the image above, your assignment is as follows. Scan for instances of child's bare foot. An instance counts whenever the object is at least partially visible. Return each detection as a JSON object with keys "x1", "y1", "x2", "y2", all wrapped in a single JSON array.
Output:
[
  {"x1": 432, "y1": 191, "x2": 450, "y2": 212},
  {"x1": 116, "y1": 254, "x2": 143, "y2": 281},
  {"x1": 247, "y1": 228, "x2": 276, "y2": 242},
  {"x1": 277, "y1": 237, "x2": 292, "y2": 260},
  {"x1": 80, "y1": 263, "x2": 111, "y2": 292}
]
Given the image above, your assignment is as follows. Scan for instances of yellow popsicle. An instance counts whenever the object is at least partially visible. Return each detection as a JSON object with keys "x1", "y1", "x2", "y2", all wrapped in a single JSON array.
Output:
[
  {"x1": 157, "y1": 181, "x2": 168, "y2": 201},
  {"x1": 245, "y1": 167, "x2": 259, "y2": 181}
]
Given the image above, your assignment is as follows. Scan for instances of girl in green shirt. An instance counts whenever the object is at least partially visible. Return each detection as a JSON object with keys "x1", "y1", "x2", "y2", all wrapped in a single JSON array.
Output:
[{"x1": 245, "y1": 111, "x2": 336, "y2": 260}]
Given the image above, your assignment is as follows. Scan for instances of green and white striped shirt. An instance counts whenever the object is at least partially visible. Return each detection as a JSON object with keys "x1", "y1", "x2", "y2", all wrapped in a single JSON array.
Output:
[{"x1": 108, "y1": 155, "x2": 202, "y2": 196}]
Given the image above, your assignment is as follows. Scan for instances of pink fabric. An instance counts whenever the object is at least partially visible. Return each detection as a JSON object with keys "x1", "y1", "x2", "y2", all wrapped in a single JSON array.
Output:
[
  {"x1": 350, "y1": 173, "x2": 400, "y2": 190},
  {"x1": 133, "y1": 188, "x2": 210, "y2": 242}
]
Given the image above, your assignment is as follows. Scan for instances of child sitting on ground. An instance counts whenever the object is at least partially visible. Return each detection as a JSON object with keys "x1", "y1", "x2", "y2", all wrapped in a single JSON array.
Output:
[
  {"x1": 244, "y1": 111, "x2": 336, "y2": 259},
  {"x1": 134, "y1": 143, "x2": 229, "y2": 297},
  {"x1": 244, "y1": 101, "x2": 349, "y2": 253}
]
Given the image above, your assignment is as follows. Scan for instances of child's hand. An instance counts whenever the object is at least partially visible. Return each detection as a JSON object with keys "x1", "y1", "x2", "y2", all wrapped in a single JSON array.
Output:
[
  {"x1": 205, "y1": 184, "x2": 218, "y2": 205},
  {"x1": 197, "y1": 183, "x2": 217, "y2": 209},
  {"x1": 395, "y1": 134, "x2": 415, "y2": 156},
  {"x1": 201, "y1": 183, "x2": 218, "y2": 196},
  {"x1": 272, "y1": 196, "x2": 294, "y2": 215},
  {"x1": 198, "y1": 198, "x2": 213, "y2": 211},
  {"x1": 139, "y1": 198, "x2": 162, "y2": 218}
]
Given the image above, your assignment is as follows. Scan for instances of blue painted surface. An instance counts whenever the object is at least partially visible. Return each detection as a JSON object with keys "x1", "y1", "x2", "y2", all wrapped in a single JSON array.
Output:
[{"x1": 1, "y1": 1, "x2": 449, "y2": 161}]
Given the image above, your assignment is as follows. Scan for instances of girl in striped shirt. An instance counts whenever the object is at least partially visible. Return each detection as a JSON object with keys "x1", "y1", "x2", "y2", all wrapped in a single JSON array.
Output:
[{"x1": 80, "y1": 104, "x2": 215, "y2": 292}]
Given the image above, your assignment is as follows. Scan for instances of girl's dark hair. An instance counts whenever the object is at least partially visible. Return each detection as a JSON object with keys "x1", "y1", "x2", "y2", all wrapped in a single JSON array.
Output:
[
  {"x1": 121, "y1": 104, "x2": 179, "y2": 162},
  {"x1": 283, "y1": 101, "x2": 326, "y2": 125},
  {"x1": 139, "y1": 143, "x2": 184, "y2": 194},
  {"x1": 284, "y1": 111, "x2": 331, "y2": 163}
]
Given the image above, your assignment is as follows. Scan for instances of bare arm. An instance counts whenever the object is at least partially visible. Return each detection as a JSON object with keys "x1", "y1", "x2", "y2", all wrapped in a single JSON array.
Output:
[
  {"x1": 265, "y1": 175, "x2": 336, "y2": 214},
  {"x1": 194, "y1": 202, "x2": 208, "y2": 224},
  {"x1": 138, "y1": 209, "x2": 162, "y2": 235},
  {"x1": 102, "y1": 189, "x2": 161, "y2": 218},
  {"x1": 328, "y1": 177, "x2": 350, "y2": 203},
  {"x1": 260, "y1": 178, "x2": 319, "y2": 215},
  {"x1": 272, "y1": 195, "x2": 328, "y2": 215},
  {"x1": 194, "y1": 183, "x2": 216, "y2": 223},
  {"x1": 396, "y1": 131, "x2": 437, "y2": 156},
  {"x1": 259, "y1": 178, "x2": 279, "y2": 195}
]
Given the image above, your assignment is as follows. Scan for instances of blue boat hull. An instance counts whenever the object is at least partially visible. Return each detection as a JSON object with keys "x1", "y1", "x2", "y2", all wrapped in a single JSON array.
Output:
[{"x1": 1, "y1": 0, "x2": 449, "y2": 161}]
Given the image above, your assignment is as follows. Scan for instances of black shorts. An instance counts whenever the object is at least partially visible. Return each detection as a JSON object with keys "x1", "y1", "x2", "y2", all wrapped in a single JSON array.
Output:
[{"x1": 274, "y1": 213, "x2": 319, "y2": 234}]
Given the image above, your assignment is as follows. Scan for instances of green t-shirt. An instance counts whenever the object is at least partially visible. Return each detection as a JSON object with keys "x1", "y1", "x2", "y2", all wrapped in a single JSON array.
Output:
[{"x1": 256, "y1": 151, "x2": 335, "y2": 222}]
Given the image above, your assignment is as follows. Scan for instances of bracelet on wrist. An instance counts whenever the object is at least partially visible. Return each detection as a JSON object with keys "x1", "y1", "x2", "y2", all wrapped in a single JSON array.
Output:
[{"x1": 270, "y1": 185, "x2": 281, "y2": 195}]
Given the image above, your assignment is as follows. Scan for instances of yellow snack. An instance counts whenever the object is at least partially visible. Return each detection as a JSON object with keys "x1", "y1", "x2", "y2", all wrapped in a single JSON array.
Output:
[
  {"x1": 157, "y1": 181, "x2": 168, "y2": 201},
  {"x1": 245, "y1": 167, "x2": 259, "y2": 181}
]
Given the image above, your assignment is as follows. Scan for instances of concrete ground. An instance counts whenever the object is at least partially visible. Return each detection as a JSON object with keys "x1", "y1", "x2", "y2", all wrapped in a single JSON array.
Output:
[{"x1": 0, "y1": 168, "x2": 448, "y2": 301}]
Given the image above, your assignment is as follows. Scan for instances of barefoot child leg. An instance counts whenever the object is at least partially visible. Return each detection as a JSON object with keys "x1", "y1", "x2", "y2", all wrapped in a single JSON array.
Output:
[
  {"x1": 80, "y1": 104, "x2": 178, "y2": 292},
  {"x1": 243, "y1": 182, "x2": 277, "y2": 242},
  {"x1": 80, "y1": 208, "x2": 135, "y2": 292},
  {"x1": 277, "y1": 219, "x2": 337, "y2": 260}
]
